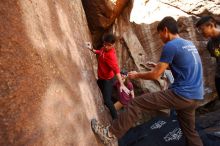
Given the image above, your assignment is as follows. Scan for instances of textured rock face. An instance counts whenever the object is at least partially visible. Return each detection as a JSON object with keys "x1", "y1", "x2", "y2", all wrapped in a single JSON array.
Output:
[
  {"x1": 1, "y1": 0, "x2": 219, "y2": 146},
  {"x1": 0, "y1": 0, "x2": 107, "y2": 146},
  {"x1": 82, "y1": 0, "x2": 129, "y2": 47},
  {"x1": 160, "y1": 0, "x2": 220, "y2": 21}
]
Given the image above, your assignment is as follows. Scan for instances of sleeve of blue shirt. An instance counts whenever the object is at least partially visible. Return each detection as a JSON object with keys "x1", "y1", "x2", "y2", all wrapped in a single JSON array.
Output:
[{"x1": 159, "y1": 43, "x2": 176, "y2": 64}]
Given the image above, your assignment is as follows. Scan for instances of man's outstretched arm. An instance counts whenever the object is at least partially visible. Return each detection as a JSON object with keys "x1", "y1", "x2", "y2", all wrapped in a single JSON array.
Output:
[{"x1": 128, "y1": 62, "x2": 169, "y2": 80}]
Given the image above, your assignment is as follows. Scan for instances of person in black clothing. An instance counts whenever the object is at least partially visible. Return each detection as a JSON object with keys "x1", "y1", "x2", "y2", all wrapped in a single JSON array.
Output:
[{"x1": 196, "y1": 16, "x2": 220, "y2": 101}]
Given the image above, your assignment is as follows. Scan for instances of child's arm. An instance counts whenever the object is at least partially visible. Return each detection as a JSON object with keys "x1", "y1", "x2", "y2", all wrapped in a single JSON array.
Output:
[
  {"x1": 93, "y1": 49, "x2": 101, "y2": 55},
  {"x1": 85, "y1": 42, "x2": 100, "y2": 54},
  {"x1": 115, "y1": 73, "x2": 130, "y2": 94},
  {"x1": 130, "y1": 90, "x2": 135, "y2": 99},
  {"x1": 128, "y1": 82, "x2": 135, "y2": 98}
]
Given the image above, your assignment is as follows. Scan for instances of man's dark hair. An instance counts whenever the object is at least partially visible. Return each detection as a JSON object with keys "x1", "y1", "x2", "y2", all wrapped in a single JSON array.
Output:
[
  {"x1": 102, "y1": 34, "x2": 116, "y2": 44},
  {"x1": 195, "y1": 16, "x2": 216, "y2": 28},
  {"x1": 157, "y1": 16, "x2": 178, "y2": 34}
]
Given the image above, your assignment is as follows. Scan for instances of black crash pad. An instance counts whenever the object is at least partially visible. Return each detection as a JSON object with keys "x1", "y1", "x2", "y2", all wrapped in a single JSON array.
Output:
[{"x1": 119, "y1": 116, "x2": 220, "y2": 146}]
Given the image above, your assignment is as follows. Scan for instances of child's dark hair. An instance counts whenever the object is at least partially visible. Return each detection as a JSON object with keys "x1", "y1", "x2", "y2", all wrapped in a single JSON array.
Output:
[
  {"x1": 102, "y1": 34, "x2": 116, "y2": 44},
  {"x1": 195, "y1": 16, "x2": 216, "y2": 28},
  {"x1": 157, "y1": 16, "x2": 178, "y2": 34},
  {"x1": 120, "y1": 70, "x2": 128, "y2": 76},
  {"x1": 120, "y1": 70, "x2": 130, "y2": 85}
]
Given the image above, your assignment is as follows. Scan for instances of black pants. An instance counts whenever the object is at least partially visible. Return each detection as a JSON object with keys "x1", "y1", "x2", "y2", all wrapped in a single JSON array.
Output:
[
  {"x1": 97, "y1": 78, "x2": 118, "y2": 119},
  {"x1": 215, "y1": 76, "x2": 220, "y2": 99}
]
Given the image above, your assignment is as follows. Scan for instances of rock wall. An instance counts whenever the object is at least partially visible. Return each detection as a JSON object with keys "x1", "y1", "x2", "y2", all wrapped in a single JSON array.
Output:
[
  {"x1": 1, "y1": 0, "x2": 219, "y2": 146},
  {"x1": 160, "y1": 0, "x2": 220, "y2": 21},
  {"x1": 82, "y1": 0, "x2": 129, "y2": 48},
  {"x1": 0, "y1": 0, "x2": 108, "y2": 146}
]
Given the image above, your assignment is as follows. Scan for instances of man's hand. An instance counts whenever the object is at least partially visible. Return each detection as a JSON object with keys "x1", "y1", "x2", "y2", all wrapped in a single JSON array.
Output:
[
  {"x1": 120, "y1": 85, "x2": 130, "y2": 94},
  {"x1": 128, "y1": 71, "x2": 138, "y2": 79}
]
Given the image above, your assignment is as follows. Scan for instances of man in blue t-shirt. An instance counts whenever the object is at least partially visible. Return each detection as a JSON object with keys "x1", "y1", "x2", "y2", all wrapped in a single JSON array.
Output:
[
  {"x1": 91, "y1": 17, "x2": 204, "y2": 146},
  {"x1": 160, "y1": 36, "x2": 204, "y2": 100}
]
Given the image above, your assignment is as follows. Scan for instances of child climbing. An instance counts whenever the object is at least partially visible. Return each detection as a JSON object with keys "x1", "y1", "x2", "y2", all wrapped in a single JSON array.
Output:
[{"x1": 85, "y1": 33, "x2": 130, "y2": 119}]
